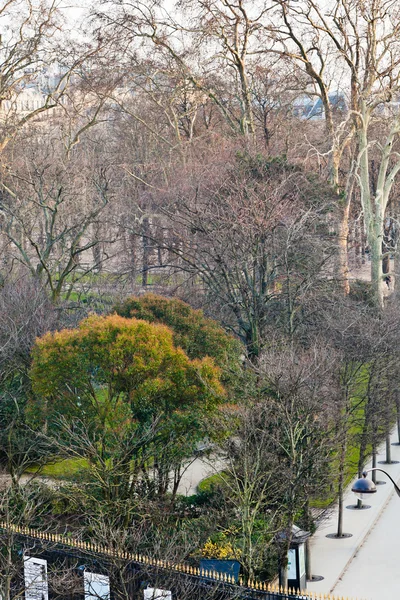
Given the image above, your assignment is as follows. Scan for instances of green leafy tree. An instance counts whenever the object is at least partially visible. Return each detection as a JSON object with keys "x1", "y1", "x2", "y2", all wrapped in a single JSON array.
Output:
[
  {"x1": 113, "y1": 294, "x2": 242, "y2": 367},
  {"x1": 29, "y1": 314, "x2": 225, "y2": 508}
]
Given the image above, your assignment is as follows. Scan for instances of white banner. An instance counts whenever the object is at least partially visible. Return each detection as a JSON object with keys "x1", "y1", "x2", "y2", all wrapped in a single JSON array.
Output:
[
  {"x1": 144, "y1": 588, "x2": 172, "y2": 600},
  {"x1": 84, "y1": 572, "x2": 110, "y2": 600},
  {"x1": 24, "y1": 556, "x2": 48, "y2": 600}
]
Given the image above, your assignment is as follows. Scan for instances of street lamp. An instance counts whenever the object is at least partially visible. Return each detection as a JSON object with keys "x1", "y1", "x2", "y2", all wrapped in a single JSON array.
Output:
[{"x1": 352, "y1": 468, "x2": 400, "y2": 500}]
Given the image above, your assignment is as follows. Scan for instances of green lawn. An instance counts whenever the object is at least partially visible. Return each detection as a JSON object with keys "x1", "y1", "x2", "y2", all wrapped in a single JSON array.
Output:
[{"x1": 26, "y1": 458, "x2": 89, "y2": 479}]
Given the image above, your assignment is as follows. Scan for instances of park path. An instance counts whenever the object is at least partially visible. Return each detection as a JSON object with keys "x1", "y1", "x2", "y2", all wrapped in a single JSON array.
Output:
[
  {"x1": 307, "y1": 425, "x2": 400, "y2": 599},
  {"x1": 0, "y1": 456, "x2": 218, "y2": 496},
  {"x1": 177, "y1": 456, "x2": 224, "y2": 496}
]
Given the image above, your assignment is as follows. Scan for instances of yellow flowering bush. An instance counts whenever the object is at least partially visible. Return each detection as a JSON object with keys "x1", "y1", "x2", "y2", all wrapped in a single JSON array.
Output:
[{"x1": 201, "y1": 535, "x2": 241, "y2": 560}]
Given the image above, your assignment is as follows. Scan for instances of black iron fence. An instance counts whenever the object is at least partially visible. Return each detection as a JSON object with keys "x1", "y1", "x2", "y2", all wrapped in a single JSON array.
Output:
[{"x1": 0, "y1": 522, "x2": 357, "y2": 600}]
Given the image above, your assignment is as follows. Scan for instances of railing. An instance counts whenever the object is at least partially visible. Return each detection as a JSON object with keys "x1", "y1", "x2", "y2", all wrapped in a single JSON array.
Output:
[{"x1": 0, "y1": 522, "x2": 362, "y2": 600}]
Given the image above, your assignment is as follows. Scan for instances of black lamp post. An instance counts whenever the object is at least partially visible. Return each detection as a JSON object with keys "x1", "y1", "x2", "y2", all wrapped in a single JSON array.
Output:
[{"x1": 352, "y1": 468, "x2": 400, "y2": 499}]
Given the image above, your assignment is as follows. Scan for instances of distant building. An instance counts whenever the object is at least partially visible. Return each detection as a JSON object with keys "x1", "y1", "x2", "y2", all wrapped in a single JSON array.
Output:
[{"x1": 292, "y1": 92, "x2": 347, "y2": 120}]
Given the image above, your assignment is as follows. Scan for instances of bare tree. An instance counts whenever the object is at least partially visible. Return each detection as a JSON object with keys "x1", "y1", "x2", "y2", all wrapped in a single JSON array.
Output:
[
  {"x1": 0, "y1": 144, "x2": 114, "y2": 302},
  {"x1": 269, "y1": 0, "x2": 400, "y2": 307},
  {"x1": 126, "y1": 150, "x2": 337, "y2": 358}
]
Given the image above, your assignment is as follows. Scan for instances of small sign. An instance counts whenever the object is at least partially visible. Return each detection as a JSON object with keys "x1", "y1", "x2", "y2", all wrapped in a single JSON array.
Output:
[
  {"x1": 287, "y1": 548, "x2": 297, "y2": 580},
  {"x1": 144, "y1": 588, "x2": 172, "y2": 600},
  {"x1": 24, "y1": 556, "x2": 48, "y2": 600},
  {"x1": 84, "y1": 572, "x2": 110, "y2": 600}
]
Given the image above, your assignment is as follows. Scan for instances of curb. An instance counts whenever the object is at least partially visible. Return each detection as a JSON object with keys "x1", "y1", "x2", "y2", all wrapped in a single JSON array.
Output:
[
  {"x1": 328, "y1": 427, "x2": 400, "y2": 594},
  {"x1": 329, "y1": 483, "x2": 396, "y2": 593}
]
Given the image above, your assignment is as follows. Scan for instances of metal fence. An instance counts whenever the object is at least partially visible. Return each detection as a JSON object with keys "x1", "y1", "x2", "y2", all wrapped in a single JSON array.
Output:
[{"x1": 0, "y1": 522, "x2": 361, "y2": 600}]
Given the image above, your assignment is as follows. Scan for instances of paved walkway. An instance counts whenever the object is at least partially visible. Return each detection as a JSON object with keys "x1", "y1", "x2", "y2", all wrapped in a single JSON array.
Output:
[
  {"x1": 177, "y1": 456, "x2": 224, "y2": 496},
  {"x1": 307, "y1": 426, "x2": 400, "y2": 599}
]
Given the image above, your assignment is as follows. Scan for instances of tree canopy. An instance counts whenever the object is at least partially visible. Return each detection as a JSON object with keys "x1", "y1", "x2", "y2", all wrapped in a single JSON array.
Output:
[
  {"x1": 29, "y1": 314, "x2": 225, "y2": 457},
  {"x1": 113, "y1": 294, "x2": 242, "y2": 367}
]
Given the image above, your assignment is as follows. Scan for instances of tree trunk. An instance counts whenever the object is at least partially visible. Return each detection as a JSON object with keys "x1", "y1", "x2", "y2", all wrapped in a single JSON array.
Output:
[
  {"x1": 303, "y1": 499, "x2": 313, "y2": 580},
  {"x1": 372, "y1": 445, "x2": 377, "y2": 484},
  {"x1": 337, "y1": 434, "x2": 347, "y2": 537},
  {"x1": 278, "y1": 562, "x2": 288, "y2": 591},
  {"x1": 386, "y1": 429, "x2": 392, "y2": 464},
  {"x1": 142, "y1": 217, "x2": 151, "y2": 287},
  {"x1": 396, "y1": 393, "x2": 400, "y2": 444},
  {"x1": 337, "y1": 199, "x2": 351, "y2": 295},
  {"x1": 370, "y1": 229, "x2": 384, "y2": 309},
  {"x1": 128, "y1": 232, "x2": 137, "y2": 284}
]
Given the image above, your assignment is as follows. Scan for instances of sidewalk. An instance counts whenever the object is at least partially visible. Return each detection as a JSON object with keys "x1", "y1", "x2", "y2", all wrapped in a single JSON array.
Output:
[{"x1": 307, "y1": 425, "x2": 400, "y2": 596}]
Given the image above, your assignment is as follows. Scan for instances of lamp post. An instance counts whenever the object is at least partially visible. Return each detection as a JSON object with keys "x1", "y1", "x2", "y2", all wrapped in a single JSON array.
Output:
[{"x1": 352, "y1": 468, "x2": 400, "y2": 499}]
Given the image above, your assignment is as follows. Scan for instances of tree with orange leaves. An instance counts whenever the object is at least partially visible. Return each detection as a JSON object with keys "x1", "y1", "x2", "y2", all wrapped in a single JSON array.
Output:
[{"x1": 29, "y1": 314, "x2": 225, "y2": 505}]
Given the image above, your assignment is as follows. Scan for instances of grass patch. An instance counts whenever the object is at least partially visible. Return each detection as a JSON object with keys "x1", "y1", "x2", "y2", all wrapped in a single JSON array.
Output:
[
  {"x1": 26, "y1": 458, "x2": 89, "y2": 480},
  {"x1": 197, "y1": 472, "x2": 228, "y2": 493}
]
